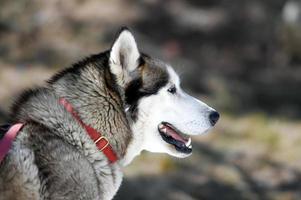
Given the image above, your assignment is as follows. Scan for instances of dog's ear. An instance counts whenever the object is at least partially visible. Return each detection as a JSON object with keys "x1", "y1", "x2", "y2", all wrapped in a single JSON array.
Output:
[{"x1": 109, "y1": 28, "x2": 140, "y2": 86}]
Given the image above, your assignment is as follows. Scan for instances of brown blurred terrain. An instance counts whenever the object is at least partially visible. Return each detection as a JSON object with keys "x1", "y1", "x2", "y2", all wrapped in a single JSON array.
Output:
[{"x1": 0, "y1": 0, "x2": 301, "y2": 200}]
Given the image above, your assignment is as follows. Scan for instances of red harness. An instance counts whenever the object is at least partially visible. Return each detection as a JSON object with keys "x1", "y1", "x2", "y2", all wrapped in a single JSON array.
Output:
[
  {"x1": 59, "y1": 98, "x2": 118, "y2": 163},
  {"x1": 0, "y1": 123, "x2": 24, "y2": 162},
  {"x1": 0, "y1": 98, "x2": 118, "y2": 164}
]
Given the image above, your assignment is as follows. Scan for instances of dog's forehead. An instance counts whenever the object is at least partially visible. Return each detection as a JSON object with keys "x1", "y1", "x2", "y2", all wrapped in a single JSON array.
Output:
[
  {"x1": 141, "y1": 58, "x2": 168, "y2": 81},
  {"x1": 141, "y1": 57, "x2": 180, "y2": 88}
]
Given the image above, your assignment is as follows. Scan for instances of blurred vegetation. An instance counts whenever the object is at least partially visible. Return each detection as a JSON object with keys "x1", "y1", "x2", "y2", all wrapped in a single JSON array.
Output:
[{"x1": 0, "y1": 0, "x2": 301, "y2": 200}]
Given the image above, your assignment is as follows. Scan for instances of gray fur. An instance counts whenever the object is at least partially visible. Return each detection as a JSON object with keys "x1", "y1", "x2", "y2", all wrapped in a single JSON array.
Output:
[
  {"x1": 0, "y1": 53, "x2": 129, "y2": 200},
  {"x1": 0, "y1": 30, "x2": 171, "y2": 200}
]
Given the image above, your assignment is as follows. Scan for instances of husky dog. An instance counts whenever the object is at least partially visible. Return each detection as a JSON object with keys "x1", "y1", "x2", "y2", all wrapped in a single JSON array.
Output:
[{"x1": 0, "y1": 28, "x2": 219, "y2": 200}]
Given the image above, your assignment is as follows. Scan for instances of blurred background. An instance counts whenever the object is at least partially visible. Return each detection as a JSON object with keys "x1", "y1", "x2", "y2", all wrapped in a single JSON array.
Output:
[{"x1": 0, "y1": 0, "x2": 301, "y2": 199}]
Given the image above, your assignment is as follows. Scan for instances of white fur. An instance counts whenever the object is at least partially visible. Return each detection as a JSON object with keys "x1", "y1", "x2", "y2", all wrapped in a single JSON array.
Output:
[
  {"x1": 108, "y1": 30, "x2": 216, "y2": 166},
  {"x1": 109, "y1": 29, "x2": 140, "y2": 86},
  {"x1": 121, "y1": 65, "x2": 216, "y2": 165}
]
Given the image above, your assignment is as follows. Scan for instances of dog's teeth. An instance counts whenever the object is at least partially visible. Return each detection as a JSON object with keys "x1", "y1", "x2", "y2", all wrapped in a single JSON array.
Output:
[
  {"x1": 159, "y1": 124, "x2": 164, "y2": 129},
  {"x1": 188, "y1": 145, "x2": 192, "y2": 149},
  {"x1": 186, "y1": 138, "x2": 191, "y2": 147},
  {"x1": 163, "y1": 128, "x2": 167, "y2": 133},
  {"x1": 125, "y1": 107, "x2": 130, "y2": 112}
]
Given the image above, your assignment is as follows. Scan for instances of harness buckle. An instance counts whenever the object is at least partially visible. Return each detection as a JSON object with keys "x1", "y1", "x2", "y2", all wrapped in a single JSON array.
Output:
[{"x1": 94, "y1": 136, "x2": 109, "y2": 151}]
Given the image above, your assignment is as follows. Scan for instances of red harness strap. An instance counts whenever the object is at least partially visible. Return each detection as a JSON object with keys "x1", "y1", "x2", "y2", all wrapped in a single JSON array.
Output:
[
  {"x1": 0, "y1": 123, "x2": 24, "y2": 163},
  {"x1": 59, "y1": 98, "x2": 118, "y2": 163}
]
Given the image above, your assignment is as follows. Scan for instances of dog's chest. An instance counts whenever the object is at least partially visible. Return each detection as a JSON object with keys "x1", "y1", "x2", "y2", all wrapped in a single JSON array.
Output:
[{"x1": 94, "y1": 163, "x2": 123, "y2": 200}]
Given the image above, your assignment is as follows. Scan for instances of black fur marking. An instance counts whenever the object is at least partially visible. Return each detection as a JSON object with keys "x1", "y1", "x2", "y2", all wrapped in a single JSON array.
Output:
[
  {"x1": 138, "y1": 54, "x2": 149, "y2": 67},
  {"x1": 140, "y1": 52, "x2": 150, "y2": 59},
  {"x1": 125, "y1": 68, "x2": 169, "y2": 121},
  {"x1": 125, "y1": 78, "x2": 143, "y2": 120},
  {"x1": 125, "y1": 78, "x2": 143, "y2": 106},
  {"x1": 138, "y1": 56, "x2": 145, "y2": 67},
  {"x1": 0, "y1": 124, "x2": 11, "y2": 140}
]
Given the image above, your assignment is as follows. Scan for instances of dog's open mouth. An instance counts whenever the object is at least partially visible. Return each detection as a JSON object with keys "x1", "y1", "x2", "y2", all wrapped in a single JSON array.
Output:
[{"x1": 158, "y1": 122, "x2": 192, "y2": 154}]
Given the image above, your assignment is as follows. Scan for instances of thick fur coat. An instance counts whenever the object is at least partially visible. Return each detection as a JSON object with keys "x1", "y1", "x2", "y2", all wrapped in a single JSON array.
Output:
[{"x1": 0, "y1": 28, "x2": 219, "y2": 200}]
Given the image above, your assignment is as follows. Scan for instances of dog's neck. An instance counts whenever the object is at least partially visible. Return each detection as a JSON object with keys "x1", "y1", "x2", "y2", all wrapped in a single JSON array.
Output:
[
  {"x1": 120, "y1": 122, "x2": 145, "y2": 166},
  {"x1": 12, "y1": 54, "x2": 141, "y2": 166},
  {"x1": 50, "y1": 57, "x2": 132, "y2": 161}
]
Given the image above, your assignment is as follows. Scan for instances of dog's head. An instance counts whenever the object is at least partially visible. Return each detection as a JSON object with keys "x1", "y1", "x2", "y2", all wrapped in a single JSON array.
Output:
[{"x1": 109, "y1": 28, "x2": 219, "y2": 163}]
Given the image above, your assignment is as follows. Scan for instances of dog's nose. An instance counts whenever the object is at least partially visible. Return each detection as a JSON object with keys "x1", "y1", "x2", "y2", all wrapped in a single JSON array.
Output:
[{"x1": 209, "y1": 111, "x2": 220, "y2": 126}]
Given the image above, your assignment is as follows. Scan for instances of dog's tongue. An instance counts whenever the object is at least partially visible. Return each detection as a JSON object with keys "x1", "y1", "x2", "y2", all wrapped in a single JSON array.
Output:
[{"x1": 165, "y1": 126, "x2": 188, "y2": 144}]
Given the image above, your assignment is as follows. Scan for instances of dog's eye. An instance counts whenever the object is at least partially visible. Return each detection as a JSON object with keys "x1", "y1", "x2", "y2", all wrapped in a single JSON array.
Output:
[{"x1": 167, "y1": 85, "x2": 176, "y2": 94}]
